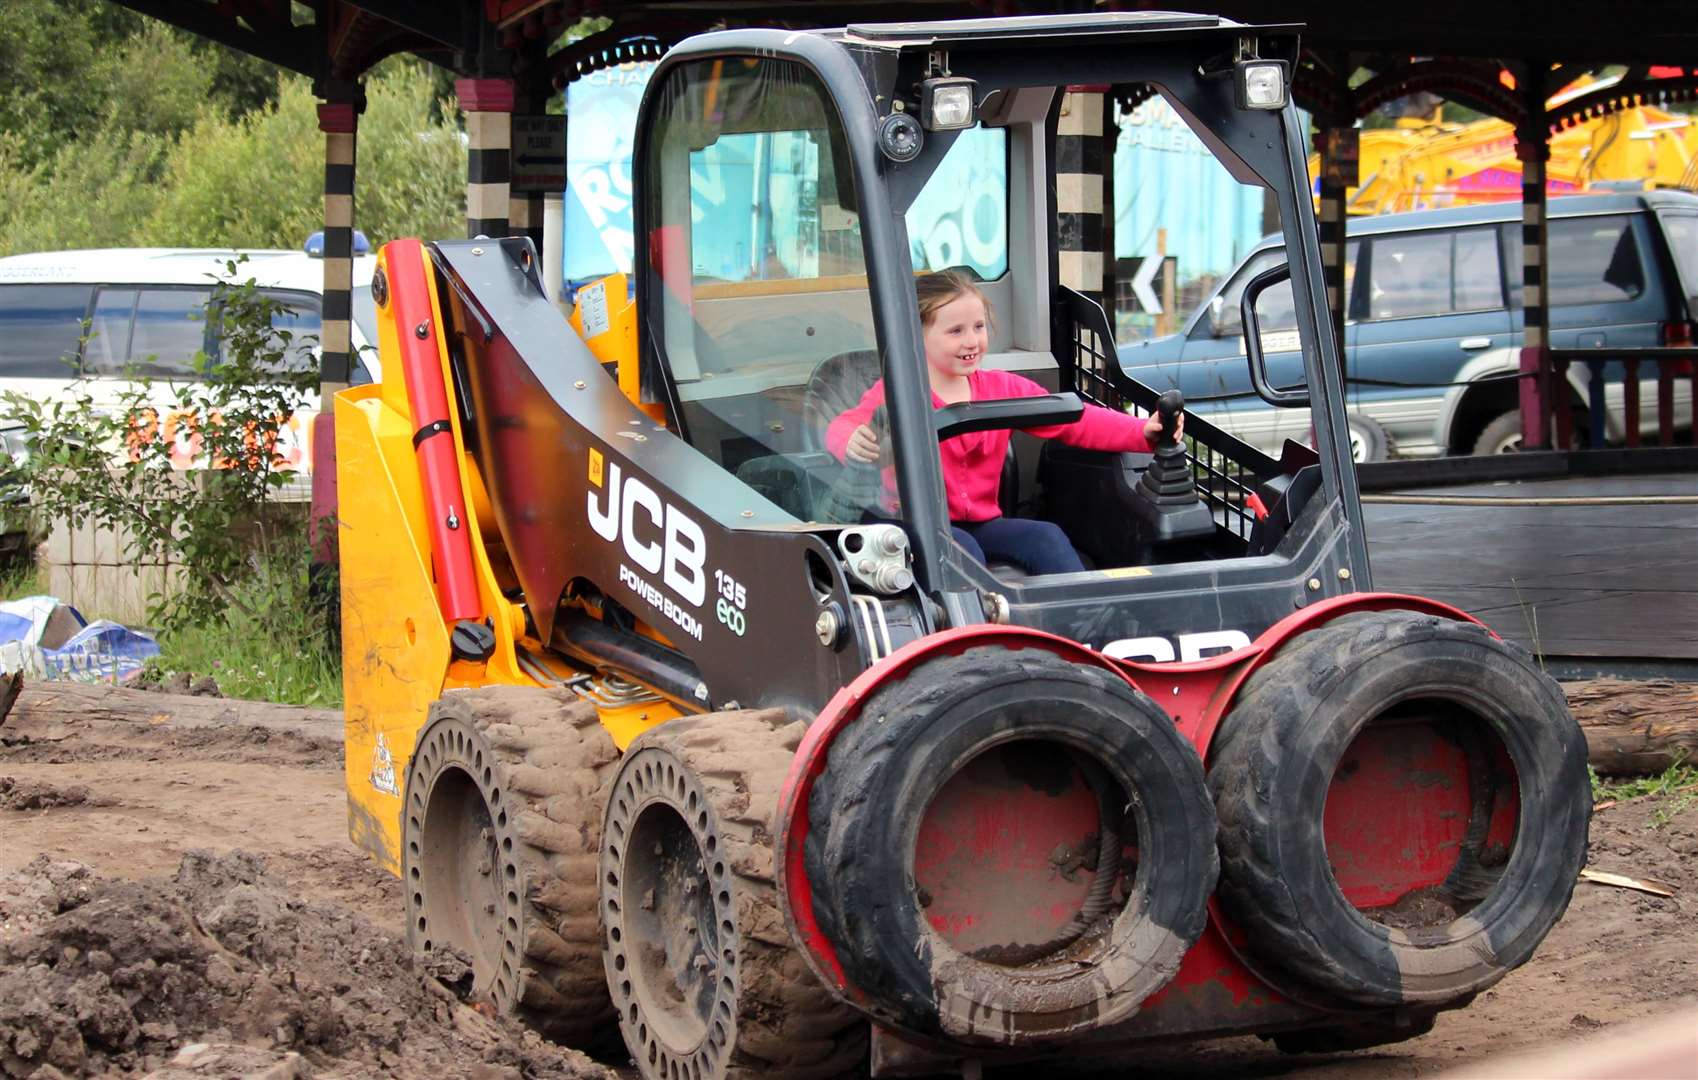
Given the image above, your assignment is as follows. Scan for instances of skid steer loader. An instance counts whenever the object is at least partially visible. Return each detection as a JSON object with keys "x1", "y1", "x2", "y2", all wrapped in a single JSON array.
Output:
[{"x1": 336, "y1": 13, "x2": 1590, "y2": 1078}]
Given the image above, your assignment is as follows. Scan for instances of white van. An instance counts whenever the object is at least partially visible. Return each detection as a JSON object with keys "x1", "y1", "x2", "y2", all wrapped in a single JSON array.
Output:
[{"x1": 0, "y1": 245, "x2": 380, "y2": 490}]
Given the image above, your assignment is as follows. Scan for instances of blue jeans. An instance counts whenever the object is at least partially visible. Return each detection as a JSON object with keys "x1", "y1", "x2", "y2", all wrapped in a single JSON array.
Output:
[{"x1": 952, "y1": 517, "x2": 1085, "y2": 576}]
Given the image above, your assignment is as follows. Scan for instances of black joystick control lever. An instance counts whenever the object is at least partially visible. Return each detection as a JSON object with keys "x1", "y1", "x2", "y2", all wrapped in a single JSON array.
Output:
[
  {"x1": 1154, "y1": 389, "x2": 1184, "y2": 447},
  {"x1": 1130, "y1": 390, "x2": 1217, "y2": 551}
]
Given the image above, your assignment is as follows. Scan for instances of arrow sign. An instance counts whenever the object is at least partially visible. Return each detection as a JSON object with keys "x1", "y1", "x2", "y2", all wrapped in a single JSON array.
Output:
[
  {"x1": 1130, "y1": 255, "x2": 1163, "y2": 314},
  {"x1": 511, "y1": 114, "x2": 566, "y2": 193}
]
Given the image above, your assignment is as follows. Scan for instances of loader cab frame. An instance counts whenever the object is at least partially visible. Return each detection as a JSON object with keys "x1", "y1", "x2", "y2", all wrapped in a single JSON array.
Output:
[{"x1": 633, "y1": 15, "x2": 1367, "y2": 642}]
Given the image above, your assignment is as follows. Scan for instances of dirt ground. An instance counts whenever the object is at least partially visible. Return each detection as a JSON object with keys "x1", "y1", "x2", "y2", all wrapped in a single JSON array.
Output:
[{"x1": 1, "y1": 695, "x2": 1694, "y2": 1078}]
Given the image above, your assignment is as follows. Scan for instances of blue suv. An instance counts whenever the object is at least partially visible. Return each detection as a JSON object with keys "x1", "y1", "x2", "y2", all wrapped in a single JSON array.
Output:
[{"x1": 1118, "y1": 191, "x2": 1698, "y2": 459}]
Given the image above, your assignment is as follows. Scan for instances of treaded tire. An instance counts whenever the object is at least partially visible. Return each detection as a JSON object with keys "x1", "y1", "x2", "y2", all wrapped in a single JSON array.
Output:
[
  {"x1": 402, "y1": 685, "x2": 619, "y2": 1046},
  {"x1": 601, "y1": 711, "x2": 866, "y2": 1080},
  {"x1": 805, "y1": 645, "x2": 1218, "y2": 1046},
  {"x1": 1209, "y1": 612, "x2": 1590, "y2": 1007}
]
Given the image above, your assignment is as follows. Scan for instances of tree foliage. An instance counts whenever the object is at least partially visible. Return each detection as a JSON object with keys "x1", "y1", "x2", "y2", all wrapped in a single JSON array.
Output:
[
  {"x1": 0, "y1": 1, "x2": 275, "y2": 173},
  {"x1": 141, "y1": 63, "x2": 467, "y2": 250},
  {"x1": 0, "y1": 56, "x2": 465, "y2": 256}
]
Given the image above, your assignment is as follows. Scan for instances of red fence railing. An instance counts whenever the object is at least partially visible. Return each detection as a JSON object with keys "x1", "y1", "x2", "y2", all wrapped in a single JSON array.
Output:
[{"x1": 1542, "y1": 347, "x2": 1698, "y2": 449}]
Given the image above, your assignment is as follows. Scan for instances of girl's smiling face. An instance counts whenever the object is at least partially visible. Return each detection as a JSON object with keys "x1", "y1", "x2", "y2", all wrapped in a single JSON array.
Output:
[{"x1": 922, "y1": 292, "x2": 989, "y2": 380}]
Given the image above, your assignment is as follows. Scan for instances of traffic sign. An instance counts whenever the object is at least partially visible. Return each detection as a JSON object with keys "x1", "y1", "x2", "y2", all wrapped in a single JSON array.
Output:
[
  {"x1": 512, "y1": 114, "x2": 566, "y2": 193},
  {"x1": 1126, "y1": 255, "x2": 1177, "y2": 314}
]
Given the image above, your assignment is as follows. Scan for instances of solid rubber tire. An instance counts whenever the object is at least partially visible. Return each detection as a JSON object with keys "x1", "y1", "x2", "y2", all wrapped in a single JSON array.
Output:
[
  {"x1": 601, "y1": 710, "x2": 866, "y2": 1080},
  {"x1": 1209, "y1": 611, "x2": 1590, "y2": 1007},
  {"x1": 402, "y1": 685, "x2": 620, "y2": 1046},
  {"x1": 805, "y1": 644, "x2": 1218, "y2": 1046}
]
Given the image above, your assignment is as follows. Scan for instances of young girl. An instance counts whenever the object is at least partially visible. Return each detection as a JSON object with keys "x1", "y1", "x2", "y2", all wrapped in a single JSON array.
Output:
[{"x1": 826, "y1": 270, "x2": 1180, "y2": 575}]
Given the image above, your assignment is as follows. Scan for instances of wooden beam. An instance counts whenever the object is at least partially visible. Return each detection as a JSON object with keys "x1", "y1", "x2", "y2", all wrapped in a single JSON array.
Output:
[
  {"x1": 1566, "y1": 678, "x2": 1698, "y2": 776},
  {"x1": 340, "y1": 0, "x2": 468, "y2": 50},
  {"x1": 111, "y1": 0, "x2": 320, "y2": 78}
]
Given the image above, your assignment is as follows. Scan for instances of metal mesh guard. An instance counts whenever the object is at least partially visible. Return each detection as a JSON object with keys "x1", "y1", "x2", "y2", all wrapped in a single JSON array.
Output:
[{"x1": 1062, "y1": 290, "x2": 1277, "y2": 545}]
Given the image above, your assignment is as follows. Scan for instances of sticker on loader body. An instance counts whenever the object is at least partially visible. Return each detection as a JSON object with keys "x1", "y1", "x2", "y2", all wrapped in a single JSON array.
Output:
[{"x1": 369, "y1": 732, "x2": 400, "y2": 796}]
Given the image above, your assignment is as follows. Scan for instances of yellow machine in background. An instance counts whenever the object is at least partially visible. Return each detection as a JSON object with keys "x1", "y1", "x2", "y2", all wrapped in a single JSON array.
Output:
[{"x1": 1318, "y1": 74, "x2": 1698, "y2": 215}]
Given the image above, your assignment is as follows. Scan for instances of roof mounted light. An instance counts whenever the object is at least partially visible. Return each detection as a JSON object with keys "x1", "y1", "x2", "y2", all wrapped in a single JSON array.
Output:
[
  {"x1": 1235, "y1": 59, "x2": 1288, "y2": 111},
  {"x1": 920, "y1": 76, "x2": 977, "y2": 131},
  {"x1": 304, "y1": 229, "x2": 372, "y2": 257}
]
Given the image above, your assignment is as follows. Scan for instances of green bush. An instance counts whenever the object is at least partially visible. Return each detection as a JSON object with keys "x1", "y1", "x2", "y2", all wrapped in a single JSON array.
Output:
[
  {"x1": 140, "y1": 61, "x2": 466, "y2": 250},
  {"x1": 0, "y1": 57, "x2": 465, "y2": 258}
]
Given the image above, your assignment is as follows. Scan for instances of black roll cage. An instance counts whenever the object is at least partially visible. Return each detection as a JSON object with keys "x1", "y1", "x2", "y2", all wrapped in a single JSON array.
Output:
[{"x1": 633, "y1": 16, "x2": 1367, "y2": 605}]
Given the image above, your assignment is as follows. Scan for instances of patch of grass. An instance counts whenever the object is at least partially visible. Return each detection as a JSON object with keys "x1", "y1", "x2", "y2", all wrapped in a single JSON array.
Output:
[
  {"x1": 148, "y1": 619, "x2": 340, "y2": 708},
  {"x1": 1590, "y1": 758, "x2": 1698, "y2": 829},
  {"x1": 147, "y1": 557, "x2": 341, "y2": 709},
  {"x1": 0, "y1": 557, "x2": 45, "y2": 601}
]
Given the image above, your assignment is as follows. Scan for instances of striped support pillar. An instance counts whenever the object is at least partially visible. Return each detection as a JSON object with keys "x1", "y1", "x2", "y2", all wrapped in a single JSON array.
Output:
[
  {"x1": 317, "y1": 101, "x2": 359, "y2": 404},
  {"x1": 1314, "y1": 130, "x2": 1349, "y2": 356},
  {"x1": 1517, "y1": 134, "x2": 1553, "y2": 450},
  {"x1": 311, "y1": 97, "x2": 359, "y2": 603},
  {"x1": 1056, "y1": 87, "x2": 1107, "y2": 307},
  {"x1": 508, "y1": 181, "x2": 543, "y2": 253},
  {"x1": 509, "y1": 88, "x2": 546, "y2": 253},
  {"x1": 458, "y1": 78, "x2": 515, "y2": 238}
]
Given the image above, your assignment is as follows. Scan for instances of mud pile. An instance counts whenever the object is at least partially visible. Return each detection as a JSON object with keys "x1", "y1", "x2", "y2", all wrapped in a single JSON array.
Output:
[
  {"x1": 0, "y1": 851, "x2": 613, "y2": 1079},
  {"x1": 0, "y1": 779, "x2": 108, "y2": 812}
]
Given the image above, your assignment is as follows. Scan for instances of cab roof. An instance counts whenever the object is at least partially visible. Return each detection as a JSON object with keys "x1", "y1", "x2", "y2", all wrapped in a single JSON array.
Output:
[{"x1": 838, "y1": 11, "x2": 1254, "y2": 43}]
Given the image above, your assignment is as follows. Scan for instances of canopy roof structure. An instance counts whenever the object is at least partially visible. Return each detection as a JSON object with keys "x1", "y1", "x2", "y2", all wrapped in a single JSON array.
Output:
[{"x1": 106, "y1": 1, "x2": 1698, "y2": 107}]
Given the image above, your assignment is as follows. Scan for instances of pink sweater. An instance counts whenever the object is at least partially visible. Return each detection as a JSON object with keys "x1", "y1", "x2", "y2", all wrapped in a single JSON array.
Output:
[{"x1": 824, "y1": 369, "x2": 1154, "y2": 522}]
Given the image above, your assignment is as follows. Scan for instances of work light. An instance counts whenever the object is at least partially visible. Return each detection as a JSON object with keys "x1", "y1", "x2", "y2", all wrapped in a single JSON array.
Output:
[
  {"x1": 1235, "y1": 60, "x2": 1288, "y2": 110},
  {"x1": 920, "y1": 77, "x2": 977, "y2": 131}
]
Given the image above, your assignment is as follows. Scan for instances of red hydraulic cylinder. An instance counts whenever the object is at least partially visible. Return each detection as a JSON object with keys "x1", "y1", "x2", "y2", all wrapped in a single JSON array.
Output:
[{"x1": 382, "y1": 238, "x2": 481, "y2": 623}]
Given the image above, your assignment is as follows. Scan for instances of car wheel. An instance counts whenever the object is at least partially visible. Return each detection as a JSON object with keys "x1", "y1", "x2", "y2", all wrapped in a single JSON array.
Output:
[
  {"x1": 1471, "y1": 409, "x2": 1587, "y2": 455},
  {"x1": 1306, "y1": 414, "x2": 1391, "y2": 463},
  {"x1": 1344, "y1": 414, "x2": 1391, "y2": 463}
]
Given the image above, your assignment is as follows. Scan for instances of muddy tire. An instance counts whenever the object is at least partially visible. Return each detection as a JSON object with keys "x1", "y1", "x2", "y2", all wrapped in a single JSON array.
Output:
[
  {"x1": 1210, "y1": 611, "x2": 1590, "y2": 1007},
  {"x1": 601, "y1": 711, "x2": 865, "y2": 1080},
  {"x1": 805, "y1": 645, "x2": 1218, "y2": 1046},
  {"x1": 402, "y1": 685, "x2": 619, "y2": 1046}
]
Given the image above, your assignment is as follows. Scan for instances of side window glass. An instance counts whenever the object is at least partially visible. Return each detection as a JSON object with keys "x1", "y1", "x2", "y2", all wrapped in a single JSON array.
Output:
[
  {"x1": 1209, "y1": 251, "x2": 1280, "y2": 337},
  {"x1": 1549, "y1": 216, "x2": 1644, "y2": 305},
  {"x1": 1662, "y1": 214, "x2": 1698, "y2": 298},
  {"x1": 85, "y1": 288, "x2": 139, "y2": 376},
  {"x1": 0, "y1": 284, "x2": 93, "y2": 377},
  {"x1": 130, "y1": 288, "x2": 213, "y2": 377},
  {"x1": 906, "y1": 126, "x2": 1008, "y2": 280},
  {"x1": 260, "y1": 289, "x2": 323, "y2": 374},
  {"x1": 1368, "y1": 231, "x2": 1452, "y2": 320},
  {"x1": 1453, "y1": 228, "x2": 1503, "y2": 311},
  {"x1": 1251, "y1": 278, "x2": 1297, "y2": 333},
  {"x1": 1342, "y1": 238, "x2": 1362, "y2": 318}
]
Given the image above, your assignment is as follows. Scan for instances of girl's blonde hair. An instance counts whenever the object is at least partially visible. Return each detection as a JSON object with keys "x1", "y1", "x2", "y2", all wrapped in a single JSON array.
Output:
[{"x1": 915, "y1": 269, "x2": 994, "y2": 330}]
